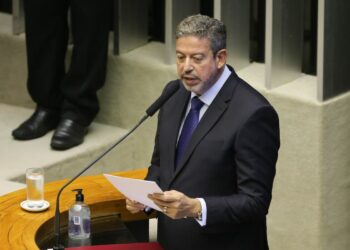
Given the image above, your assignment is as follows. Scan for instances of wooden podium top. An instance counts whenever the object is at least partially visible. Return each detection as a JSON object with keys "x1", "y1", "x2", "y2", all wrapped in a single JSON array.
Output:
[{"x1": 0, "y1": 168, "x2": 149, "y2": 250}]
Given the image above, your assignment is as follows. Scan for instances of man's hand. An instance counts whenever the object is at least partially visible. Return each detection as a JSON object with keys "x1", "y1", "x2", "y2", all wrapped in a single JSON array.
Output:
[
  {"x1": 126, "y1": 198, "x2": 145, "y2": 214},
  {"x1": 148, "y1": 190, "x2": 201, "y2": 219}
]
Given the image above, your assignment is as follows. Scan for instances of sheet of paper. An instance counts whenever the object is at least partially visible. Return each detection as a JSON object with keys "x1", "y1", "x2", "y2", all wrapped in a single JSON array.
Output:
[{"x1": 103, "y1": 174, "x2": 163, "y2": 211}]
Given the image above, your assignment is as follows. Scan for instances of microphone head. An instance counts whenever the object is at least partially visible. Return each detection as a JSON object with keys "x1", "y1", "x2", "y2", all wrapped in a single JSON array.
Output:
[{"x1": 146, "y1": 81, "x2": 180, "y2": 116}]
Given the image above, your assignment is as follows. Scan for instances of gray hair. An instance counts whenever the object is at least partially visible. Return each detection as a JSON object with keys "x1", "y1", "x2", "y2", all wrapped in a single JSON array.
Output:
[{"x1": 176, "y1": 14, "x2": 226, "y2": 54}]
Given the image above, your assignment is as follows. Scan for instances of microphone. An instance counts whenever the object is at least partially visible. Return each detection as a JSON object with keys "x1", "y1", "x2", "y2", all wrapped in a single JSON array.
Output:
[
  {"x1": 146, "y1": 81, "x2": 180, "y2": 116},
  {"x1": 53, "y1": 81, "x2": 179, "y2": 249}
]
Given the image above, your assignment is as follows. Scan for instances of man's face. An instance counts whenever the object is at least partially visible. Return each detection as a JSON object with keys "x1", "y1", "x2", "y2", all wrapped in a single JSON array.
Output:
[{"x1": 176, "y1": 36, "x2": 227, "y2": 95}]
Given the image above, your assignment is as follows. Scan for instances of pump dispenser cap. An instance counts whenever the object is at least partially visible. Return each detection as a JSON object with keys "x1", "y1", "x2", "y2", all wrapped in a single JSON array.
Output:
[{"x1": 72, "y1": 189, "x2": 84, "y2": 202}]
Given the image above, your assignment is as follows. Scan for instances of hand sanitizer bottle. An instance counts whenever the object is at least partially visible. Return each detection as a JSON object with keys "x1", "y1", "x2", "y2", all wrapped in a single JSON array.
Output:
[{"x1": 68, "y1": 189, "x2": 91, "y2": 239}]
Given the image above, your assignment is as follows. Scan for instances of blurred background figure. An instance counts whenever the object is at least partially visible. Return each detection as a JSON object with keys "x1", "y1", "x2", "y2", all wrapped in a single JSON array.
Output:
[{"x1": 12, "y1": 0, "x2": 113, "y2": 150}]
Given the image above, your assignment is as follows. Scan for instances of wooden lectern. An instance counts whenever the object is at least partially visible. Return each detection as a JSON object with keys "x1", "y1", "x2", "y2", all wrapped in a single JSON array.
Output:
[{"x1": 0, "y1": 168, "x2": 162, "y2": 250}]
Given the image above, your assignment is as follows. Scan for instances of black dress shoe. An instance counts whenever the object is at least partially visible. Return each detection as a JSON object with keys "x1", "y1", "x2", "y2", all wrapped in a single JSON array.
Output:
[
  {"x1": 50, "y1": 119, "x2": 88, "y2": 150},
  {"x1": 12, "y1": 107, "x2": 60, "y2": 140}
]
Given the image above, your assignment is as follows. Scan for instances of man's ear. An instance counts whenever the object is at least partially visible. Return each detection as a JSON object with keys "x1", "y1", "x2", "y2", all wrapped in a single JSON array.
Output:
[{"x1": 215, "y1": 49, "x2": 227, "y2": 69}]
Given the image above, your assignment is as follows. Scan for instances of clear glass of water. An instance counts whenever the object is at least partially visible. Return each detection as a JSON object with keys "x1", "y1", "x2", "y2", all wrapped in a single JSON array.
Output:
[{"x1": 26, "y1": 167, "x2": 44, "y2": 208}]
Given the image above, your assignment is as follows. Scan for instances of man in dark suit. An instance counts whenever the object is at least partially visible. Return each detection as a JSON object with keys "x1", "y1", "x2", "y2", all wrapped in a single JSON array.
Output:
[
  {"x1": 126, "y1": 14, "x2": 280, "y2": 250},
  {"x1": 12, "y1": 0, "x2": 112, "y2": 150}
]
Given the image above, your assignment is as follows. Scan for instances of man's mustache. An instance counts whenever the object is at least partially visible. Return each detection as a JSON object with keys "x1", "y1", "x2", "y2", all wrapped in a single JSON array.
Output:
[{"x1": 181, "y1": 74, "x2": 198, "y2": 79}]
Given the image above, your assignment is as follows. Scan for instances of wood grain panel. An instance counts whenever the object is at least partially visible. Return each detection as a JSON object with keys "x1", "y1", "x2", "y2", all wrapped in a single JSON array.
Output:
[{"x1": 0, "y1": 168, "x2": 149, "y2": 250}]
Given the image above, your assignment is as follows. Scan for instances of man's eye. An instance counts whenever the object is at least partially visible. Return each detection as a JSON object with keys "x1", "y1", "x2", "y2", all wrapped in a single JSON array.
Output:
[
  {"x1": 193, "y1": 57, "x2": 203, "y2": 63},
  {"x1": 177, "y1": 56, "x2": 185, "y2": 62}
]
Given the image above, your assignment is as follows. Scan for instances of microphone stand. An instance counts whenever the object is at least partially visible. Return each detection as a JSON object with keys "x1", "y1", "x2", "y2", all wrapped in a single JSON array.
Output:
[
  {"x1": 52, "y1": 80, "x2": 179, "y2": 249},
  {"x1": 53, "y1": 114, "x2": 149, "y2": 250}
]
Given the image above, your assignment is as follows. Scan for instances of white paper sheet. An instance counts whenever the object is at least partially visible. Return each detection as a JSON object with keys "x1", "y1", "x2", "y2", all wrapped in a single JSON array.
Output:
[{"x1": 103, "y1": 174, "x2": 163, "y2": 211}]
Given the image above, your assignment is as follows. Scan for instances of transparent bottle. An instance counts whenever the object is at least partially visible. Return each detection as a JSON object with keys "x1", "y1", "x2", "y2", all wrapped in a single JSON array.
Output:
[{"x1": 68, "y1": 189, "x2": 91, "y2": 239}]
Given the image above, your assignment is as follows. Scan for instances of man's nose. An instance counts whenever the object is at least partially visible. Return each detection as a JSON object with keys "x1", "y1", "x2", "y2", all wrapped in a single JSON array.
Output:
[{"x1": 183, "y1": 58, "x2": 193, "y2": 73}]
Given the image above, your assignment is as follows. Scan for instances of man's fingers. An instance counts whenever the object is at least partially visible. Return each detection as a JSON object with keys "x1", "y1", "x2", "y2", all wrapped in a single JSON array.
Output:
[
  {"x1": 127, "y1": 199, "x2": 144, "y2": 207},
  {"x1": 149, "y1": 191, "x2": 180, "y2": 202},
  {"x1": 148, "y1": 193, "x2": 165, "y2": 200},
  {"x1": 126, "y1": 198, "x2": 145, "y2": 214}
]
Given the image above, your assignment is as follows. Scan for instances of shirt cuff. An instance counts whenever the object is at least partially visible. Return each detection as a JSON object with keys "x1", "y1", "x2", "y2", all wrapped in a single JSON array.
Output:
[{"x1": 195, "y1": 198, "x2": 207, "y2": 226}]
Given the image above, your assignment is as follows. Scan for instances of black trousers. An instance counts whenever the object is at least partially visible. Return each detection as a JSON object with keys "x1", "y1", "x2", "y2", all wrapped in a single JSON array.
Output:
[{"x1": 23, "y1": 0, "x2": 112, "y2": 126}]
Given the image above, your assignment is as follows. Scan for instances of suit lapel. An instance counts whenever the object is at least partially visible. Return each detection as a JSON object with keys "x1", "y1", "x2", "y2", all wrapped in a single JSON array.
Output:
[
  {"x1": 169, "y1": 74, "x2": 238, "y2": 186},
  {"x1": 163, "y1": 84, "x2": 190, "y2": 177}
]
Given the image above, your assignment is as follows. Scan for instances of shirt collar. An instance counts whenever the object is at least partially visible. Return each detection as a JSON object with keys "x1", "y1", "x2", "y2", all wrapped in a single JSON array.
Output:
[{"x1": 191, "y1": 65, "x2": 231, "y2": 106}]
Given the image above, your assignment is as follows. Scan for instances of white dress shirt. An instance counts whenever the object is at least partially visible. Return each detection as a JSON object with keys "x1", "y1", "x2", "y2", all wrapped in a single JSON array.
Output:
[{"x1": 177, "y1": 65, "x2": 231, "y2": 226}]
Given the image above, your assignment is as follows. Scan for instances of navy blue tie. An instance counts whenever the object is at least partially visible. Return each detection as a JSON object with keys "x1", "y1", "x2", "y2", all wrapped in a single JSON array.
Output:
[{"x1": 175, "y1": 96, "x2": 204, "y2": 168}]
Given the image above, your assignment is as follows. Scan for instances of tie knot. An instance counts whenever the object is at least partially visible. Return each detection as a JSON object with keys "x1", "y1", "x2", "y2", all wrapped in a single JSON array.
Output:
[{"x1": 190, "y1": 97, "x2": 204, "y2": 111}]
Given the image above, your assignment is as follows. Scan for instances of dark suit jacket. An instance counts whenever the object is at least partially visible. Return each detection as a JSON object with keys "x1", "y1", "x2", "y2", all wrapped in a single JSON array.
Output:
[{"x1": 146, "y1": 67, "x2": 280, "y2": 250}]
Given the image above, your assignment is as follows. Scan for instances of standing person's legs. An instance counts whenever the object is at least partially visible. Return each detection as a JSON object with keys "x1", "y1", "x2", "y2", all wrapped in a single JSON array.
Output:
[
  {"x1": 25, "y1": 0, "x2": 69, "y2": 110},
  {"x1": 12, "y1": 0, "x2": 69, "y2": 140},
  {"x1": 60, "y1": 0, "x2": 112, "y2": 126},
  {"x1": 51, "y1": 0, "x2": 112, "y2": 150}
]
